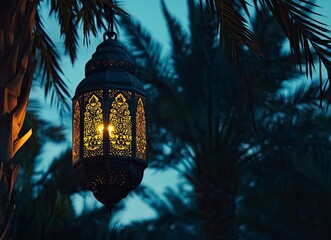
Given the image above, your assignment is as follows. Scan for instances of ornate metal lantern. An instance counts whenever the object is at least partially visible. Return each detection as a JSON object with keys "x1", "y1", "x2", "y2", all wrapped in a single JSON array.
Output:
[{"x1": 72, "y1": 12, "x2": 147, "y2": 208}]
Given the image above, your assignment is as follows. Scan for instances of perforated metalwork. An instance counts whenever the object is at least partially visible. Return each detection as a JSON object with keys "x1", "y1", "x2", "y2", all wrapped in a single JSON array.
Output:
[
  {"x1": 86, "y1": 169, "x2": 133, "y2": 190},
  {"x1": 73, "y1": 100, "x2": 80, "y2": 164},
  {"x1": 109, "y1": 93, "x2": 132, "y2": 156},
  {"x1": 109, "y1": 90, "x2": 132, "y2": 99},
  {"x1": 85, "y1": 59, "x2": 136, "y2": 76},
  {"x1": 84, "y1": 91, "x2": 104, "y2": 157},
  {"x1": 136, "y1": 97, "x2": 147, "y2": 160}
]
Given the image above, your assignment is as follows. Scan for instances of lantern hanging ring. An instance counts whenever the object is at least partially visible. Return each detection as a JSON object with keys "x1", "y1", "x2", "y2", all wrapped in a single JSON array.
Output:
[{"x1": 104, "y1": 1, "x2": 117, "y2": 41}]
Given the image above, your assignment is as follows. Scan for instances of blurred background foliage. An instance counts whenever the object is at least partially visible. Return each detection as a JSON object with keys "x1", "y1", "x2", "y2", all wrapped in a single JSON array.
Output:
[{"x1": 10, "y1": 0, "x2": 331, "y2": 239}]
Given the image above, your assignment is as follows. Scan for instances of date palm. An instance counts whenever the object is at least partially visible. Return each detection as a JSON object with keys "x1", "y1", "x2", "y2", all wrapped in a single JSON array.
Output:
[{"x1": 120, "y1": 0, "x2": 330, "y2": 239}]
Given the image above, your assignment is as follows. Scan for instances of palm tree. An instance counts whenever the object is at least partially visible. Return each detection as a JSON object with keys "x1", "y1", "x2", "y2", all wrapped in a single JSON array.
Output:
[
  {"x1": 120, "y1": 0, "x2": 331, "y2": 239},
  {"x1": 0, "y1": 0, "x2": 116, "y2": 235}
]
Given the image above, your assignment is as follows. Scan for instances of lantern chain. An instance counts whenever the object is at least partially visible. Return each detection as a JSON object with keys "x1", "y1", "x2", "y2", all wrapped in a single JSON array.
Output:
[{"x1": 104, "y1": 0, "x2": 117, "y2": 40}]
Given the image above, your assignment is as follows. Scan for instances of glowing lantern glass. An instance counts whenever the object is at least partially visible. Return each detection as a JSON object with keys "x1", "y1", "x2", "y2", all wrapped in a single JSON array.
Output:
[{"x1": 72, "y1": 38, "x2": 147, "y2": 208}]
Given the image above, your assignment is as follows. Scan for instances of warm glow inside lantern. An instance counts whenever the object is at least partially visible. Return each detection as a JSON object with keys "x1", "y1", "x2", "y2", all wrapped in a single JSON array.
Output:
[{"x1": 72, "y1": 38, "x2": 147, "y2": 208}]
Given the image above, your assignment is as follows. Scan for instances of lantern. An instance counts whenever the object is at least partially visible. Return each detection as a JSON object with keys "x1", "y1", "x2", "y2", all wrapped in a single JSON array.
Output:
[{"x1": 72, "y1": 22, "x2": 147, "y2": 208}]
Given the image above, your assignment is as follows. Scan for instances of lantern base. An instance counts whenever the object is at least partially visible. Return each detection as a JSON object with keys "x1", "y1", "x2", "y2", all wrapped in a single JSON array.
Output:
[
  {"x1": 93, "y1": 184, "x2": 128, "y2": 206},
  {"x1": 74, "y1": 159, "x2": 146, "y2": 206}
]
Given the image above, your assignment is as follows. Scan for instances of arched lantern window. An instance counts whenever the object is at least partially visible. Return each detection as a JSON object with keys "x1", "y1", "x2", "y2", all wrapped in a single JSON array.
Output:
[{"x1": 72, "y1": 7, "x2": 147, "y2": 208}]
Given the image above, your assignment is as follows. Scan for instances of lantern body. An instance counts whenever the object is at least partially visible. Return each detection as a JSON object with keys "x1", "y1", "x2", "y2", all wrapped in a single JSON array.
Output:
[{"x1": 72, "y1": 39, "x2": 147, "y2": 207}]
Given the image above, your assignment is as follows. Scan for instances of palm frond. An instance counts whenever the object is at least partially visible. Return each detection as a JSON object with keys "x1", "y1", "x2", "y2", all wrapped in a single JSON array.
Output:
[
  {"x1": 76, "y1": 0, "x2": 105, "y2": 45},
  {"x1": 269, "y1": 81, "x2": 325, "y2": 112},
  {"x1": 120, "y1": 16, "x2": 169, "y2": 83},
  {"x1": 33, "y1": 12, "x2": 70, "y2": 115},
  {"x1": 161, "y1": 0, "x2": 190, "y2": 62},
  {"x1": 198, "y1": 1, "x2": 260, "y2": 131},
  {"x1": 49, "y1": 0, "x2": 79, "y2": 63},
  {"x1": 49, "y1": 0, "x2": 127, "y2": 53},
  {"x1": 260, "y1": 0, "x2": 331, "y2": 94},
  {"x1": 204, "y1": 0, "x2": 262, "y2": 54},
  {"x1": 244, "y1": 9, "x2": 299, "y2": 101},
  {"x1": 203, "y1": 0, "x2": 331, "y2": 103}
]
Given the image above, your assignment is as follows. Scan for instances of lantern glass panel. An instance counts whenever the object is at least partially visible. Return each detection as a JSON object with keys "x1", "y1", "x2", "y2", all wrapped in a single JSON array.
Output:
[
  {"x1": 136, "y1": 97, "x2": 147, "y2": 160},
  {"x1": 83, "y1": 90, "x2": 104, "y2": 157},
  {"x1": 109, "y1": 91, "x2": 132, "y2": 157},
  {"x1": 72, "y1": 100, "x2": 80, "y2": 164}
]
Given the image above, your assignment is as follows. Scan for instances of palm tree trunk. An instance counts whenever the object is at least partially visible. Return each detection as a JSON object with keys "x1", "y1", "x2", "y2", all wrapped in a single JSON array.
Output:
[
  {"x1": 196, "y1": 176, "x2": 237, "y2": 240},
  {"x1": 0, "y1": 0, "x2": 36, "y2": 238}
]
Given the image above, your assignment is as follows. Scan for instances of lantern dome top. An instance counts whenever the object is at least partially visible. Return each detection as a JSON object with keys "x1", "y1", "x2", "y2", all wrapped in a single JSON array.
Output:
[
  {"x1": 74, "y1": 38, "x2": 144, "y2": 97},
  {"x1": 86, "y1": 38, "x2": 136, "y2": 76}
]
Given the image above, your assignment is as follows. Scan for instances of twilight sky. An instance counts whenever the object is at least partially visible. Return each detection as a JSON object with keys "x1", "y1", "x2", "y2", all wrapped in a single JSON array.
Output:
[{"x1": 32, "y1": 0, "x2": 331, "y2": 223}]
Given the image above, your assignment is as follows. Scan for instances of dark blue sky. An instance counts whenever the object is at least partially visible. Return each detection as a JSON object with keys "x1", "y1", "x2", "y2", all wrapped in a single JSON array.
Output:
[{"x1": 33, "y1": 0, "x2": 331, "y2": 223}]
